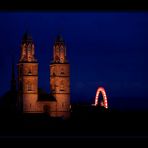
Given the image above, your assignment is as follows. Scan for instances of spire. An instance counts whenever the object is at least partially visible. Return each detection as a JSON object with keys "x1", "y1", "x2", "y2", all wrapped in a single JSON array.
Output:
[
  {"x1": 19, "y1": 31, "x2": 37, "y2": 62},
  {"x1": 55, "y1": 34, "x2": 65, "y2": 44},
  {"x1": 52, "y1": 34, "x2": 68, "y2": 63},
  {"x1": 22, "y1": 31, "x2": 33, "y2": 44},
  {"x1": 11, "y1": 56, "x2": 16, "y2": 92}
]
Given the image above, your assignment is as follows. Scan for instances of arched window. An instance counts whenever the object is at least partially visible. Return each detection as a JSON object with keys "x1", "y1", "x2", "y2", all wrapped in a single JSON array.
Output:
[
  {"x1": 27, "y1": 82, "x2": 32, "y2": 91},
  {"x1": 55, "y1": 55, "x2": 60, "y2": 63},
  {"x1": 60, "y1": 80, "x2": 64, "y2": 91},
  {"x1": 61, "y1": 68, "x2": 64, "y2": 74},
  {"x1": 62, "y1": 102, "x2": 64, "y2": 108},
  {"x1": 53, "y1": 72, "x2": 56, "y2": 76},
  {"x1": 28, "y1": 67, "x2": 32, "y2": 75}
]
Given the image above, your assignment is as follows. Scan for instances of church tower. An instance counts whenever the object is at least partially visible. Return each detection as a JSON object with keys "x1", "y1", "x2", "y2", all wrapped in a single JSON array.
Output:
[
  {"x1": 17, "y1": 32, "x2": 38, "y2": 113},
  {"x1": 50, "y1": 35, "x2": 70, "y2": 118}
]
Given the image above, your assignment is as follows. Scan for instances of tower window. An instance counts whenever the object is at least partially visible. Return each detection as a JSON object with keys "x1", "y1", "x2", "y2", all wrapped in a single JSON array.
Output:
[
  {"x1": 55, "y1": 55, "x2": 60, "y2": 63},
  {"x1": 27, "y1": 82, "x2": 32, "y2": 91},
  {"x1": 60, "y1": 58, "x2": 64, "y2": 63},
  {"x1": 60, "y1": 80, "x2": 64, "y2": 91},
  {"x1": 53, "y1": 72, "x2": 56, "y2": 76},
  {"x1": 28, "y1": 68, "x2": 31, "y2": 75},
  {"x1": 61, "y1": 68, "x2": 64, "y2": 74}
]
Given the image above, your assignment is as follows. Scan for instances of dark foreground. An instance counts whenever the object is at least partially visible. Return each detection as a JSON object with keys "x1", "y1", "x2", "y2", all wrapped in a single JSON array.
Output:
[{"x1": 0, "y1": 106, "x2": 148, "y2": 139}]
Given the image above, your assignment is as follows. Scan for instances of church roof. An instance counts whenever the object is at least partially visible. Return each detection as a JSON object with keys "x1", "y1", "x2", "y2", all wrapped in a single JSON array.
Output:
[
  {"x1": 38, "y1": 94, "x2": 56, "y2": 101},
  {"x1": 38, "y1": 88, "x2": 56, "y2": 101}
]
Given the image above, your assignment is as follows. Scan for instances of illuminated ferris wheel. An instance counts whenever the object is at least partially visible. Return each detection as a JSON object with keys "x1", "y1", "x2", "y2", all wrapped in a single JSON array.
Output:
[{"x1": 92, "y1": 87, "x2": 108, "y2": 109}]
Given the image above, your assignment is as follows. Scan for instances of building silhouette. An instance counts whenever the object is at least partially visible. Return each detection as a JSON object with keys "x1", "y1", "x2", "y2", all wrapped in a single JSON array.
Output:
[
  {"x1": 17, "y1": 32, "x2": 70, "y2": 119},
  {"x1": 0, "y1": 59, "x2": 17, "y2": 114}
]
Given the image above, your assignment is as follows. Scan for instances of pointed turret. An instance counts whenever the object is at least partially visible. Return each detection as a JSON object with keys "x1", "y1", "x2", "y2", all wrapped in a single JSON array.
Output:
[
  {"x1": 55, "y1": 34, "x2": 65, "y2": 44},
  {"x1": 22, "y1": 32, "x2": 33, "y2": 44},
  {"x1": 53, "y1": 34, "x2": 68, "y2": 63},
  {"x1": 19, "y1": 32, "x2": 37, "y2": 62}
]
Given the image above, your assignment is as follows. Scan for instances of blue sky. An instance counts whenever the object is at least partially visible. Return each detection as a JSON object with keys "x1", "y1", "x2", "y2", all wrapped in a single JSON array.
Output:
[{"x1": 0, "y1": 12, "x2": 148, "y2": 111}]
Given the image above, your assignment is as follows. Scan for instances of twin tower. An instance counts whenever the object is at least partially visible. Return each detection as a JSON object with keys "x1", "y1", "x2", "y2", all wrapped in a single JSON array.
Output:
[{"x1": 17, "y1": 32, "x2": 70, "y2": 119}]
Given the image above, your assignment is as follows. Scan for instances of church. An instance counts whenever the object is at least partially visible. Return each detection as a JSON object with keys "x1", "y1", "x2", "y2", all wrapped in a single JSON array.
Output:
[{"x1": 17, "y1": 32, "x2": 71, "y2": 119}]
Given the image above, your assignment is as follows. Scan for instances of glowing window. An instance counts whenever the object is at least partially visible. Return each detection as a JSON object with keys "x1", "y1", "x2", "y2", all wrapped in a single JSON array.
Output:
[
  {"x1": 27, "y1": 82, "x2": 32, "y2": 91},
  {"x1": 61, "y1": 68, "x2": 64, "y2": 74},
  {"x1": 28, "y1": 68, "x2": 31, "y2": 74},
  {"x1": 62, "y1": 102, "x2": 65, "y2": 108},
  {"x1": 60, "y1": 80, "x2": 64, "y2": 91},
  {"x1": 53, "y1": 72, "x2": 56, "y2": 76}
]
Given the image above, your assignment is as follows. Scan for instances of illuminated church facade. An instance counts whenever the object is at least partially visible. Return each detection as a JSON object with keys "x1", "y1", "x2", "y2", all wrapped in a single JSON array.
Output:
[{"x1": 17, "y1": 33, "x2": 70, "y2": 119}]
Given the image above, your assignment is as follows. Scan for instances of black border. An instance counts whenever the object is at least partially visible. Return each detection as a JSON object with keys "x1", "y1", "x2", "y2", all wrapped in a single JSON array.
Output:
[
  {"x1": 0, "y1": 0, "x2": 148, "y2": 11},
  {"x1": 0, "y1": 0, "x2": 148, "y2": 145}
]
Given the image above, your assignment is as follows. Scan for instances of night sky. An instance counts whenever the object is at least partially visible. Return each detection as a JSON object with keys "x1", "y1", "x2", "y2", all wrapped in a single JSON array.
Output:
[{"x1": 0, "y1": 12, "x2": 147, "y2": 111}]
